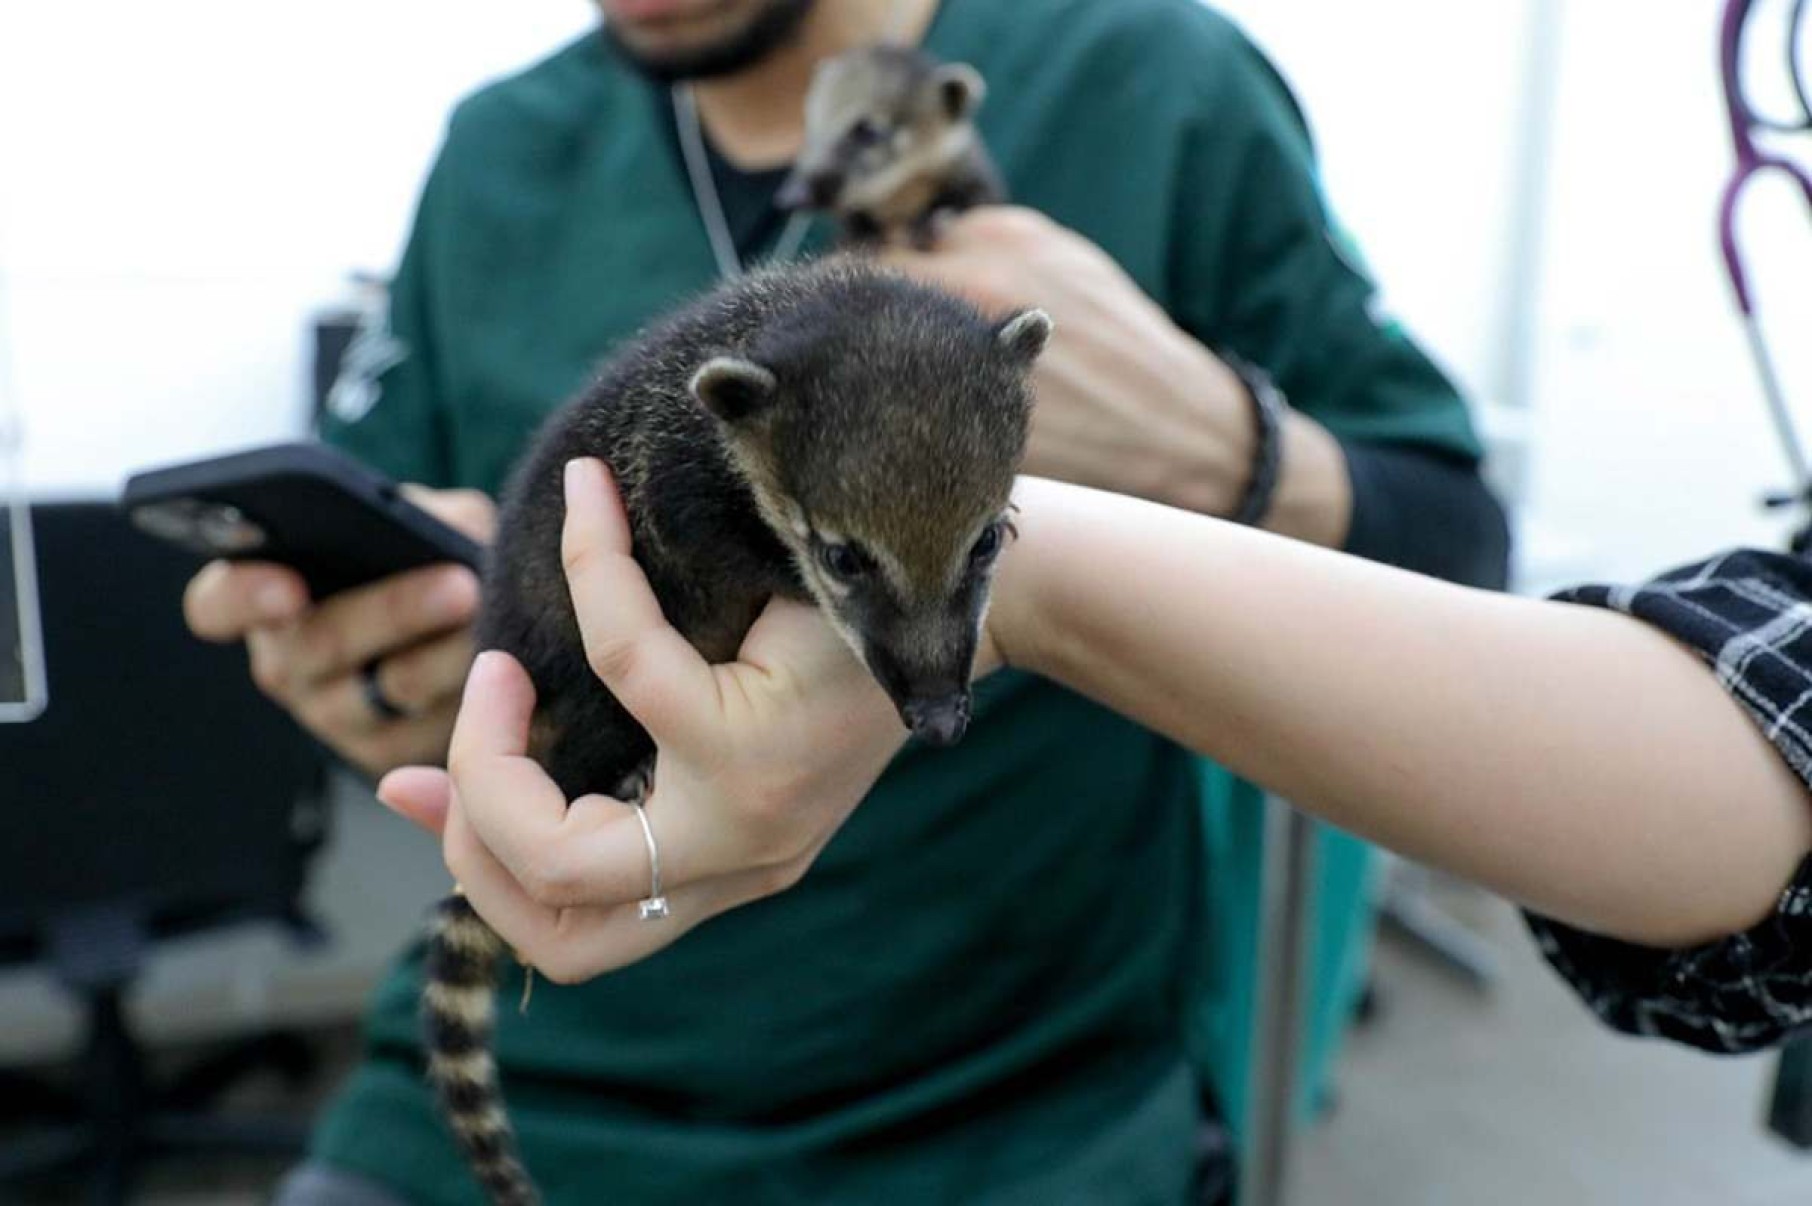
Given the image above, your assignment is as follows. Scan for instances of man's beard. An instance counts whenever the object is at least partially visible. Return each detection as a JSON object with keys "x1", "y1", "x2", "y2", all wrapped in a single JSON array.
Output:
[{"x1": 602, "y1": 0, "x2": 817, "y2": 83}]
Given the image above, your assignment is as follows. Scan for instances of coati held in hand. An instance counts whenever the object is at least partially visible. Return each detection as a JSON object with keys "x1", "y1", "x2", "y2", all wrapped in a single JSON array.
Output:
[
  {"x1": 776, "y1": 45, "x2": 1005, "y2": 248},
  {"x1": 423, "y1": 258, "x2": 1051, "y2": 1206}
]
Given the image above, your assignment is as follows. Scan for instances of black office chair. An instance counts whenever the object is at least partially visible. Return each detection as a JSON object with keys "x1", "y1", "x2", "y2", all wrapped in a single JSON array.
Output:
[{"x1": 0, "y1": 501, "x2": 331, "y2": 1204}]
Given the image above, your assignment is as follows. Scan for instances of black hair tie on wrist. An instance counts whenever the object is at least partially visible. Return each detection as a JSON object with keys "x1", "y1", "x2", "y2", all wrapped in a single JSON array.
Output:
[{"x1": 1222, "y1": 354, "x2": 1287, "y2": 527}]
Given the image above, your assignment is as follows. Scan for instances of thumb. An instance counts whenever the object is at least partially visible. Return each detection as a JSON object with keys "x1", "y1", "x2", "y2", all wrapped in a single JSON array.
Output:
[
  {"x1": 737, "y1": 597, "x2": 869, "y2": 686},
  {"x1": 561, "y1": 456, "x2": 719, "y2": 748},
  {"x1": 377, "y1": 765, "x2": 453, "y2": 835},
  {"x1": 400, "y1": 484, "x2": 498, "y2": 543}
]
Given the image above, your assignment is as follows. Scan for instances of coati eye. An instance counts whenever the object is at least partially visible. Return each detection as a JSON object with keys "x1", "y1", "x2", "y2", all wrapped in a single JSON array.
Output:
[
  {"x1": 970, "y1": 522, "x2": 1005, "y2": 565},
  {"x1": 848, "y1": 117, "x2": 884, "y2": 148},
  {"x1": 818, "y1": 541, "x2": 869, "y2": 580}
]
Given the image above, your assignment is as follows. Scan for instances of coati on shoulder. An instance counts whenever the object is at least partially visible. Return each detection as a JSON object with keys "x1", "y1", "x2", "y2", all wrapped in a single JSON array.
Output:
[
  {"x1": 423, "y1": 258, "x2": 1051, "y2": 1206},
  {"x1": 777, "y1": 45, "x2": 1005, "y2": 248}
]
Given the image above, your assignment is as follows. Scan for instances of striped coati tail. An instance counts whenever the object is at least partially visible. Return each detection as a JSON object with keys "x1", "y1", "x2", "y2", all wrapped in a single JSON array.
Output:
[{"x1": 422, "y1": 893, "x2": 541, "y2": 1206}]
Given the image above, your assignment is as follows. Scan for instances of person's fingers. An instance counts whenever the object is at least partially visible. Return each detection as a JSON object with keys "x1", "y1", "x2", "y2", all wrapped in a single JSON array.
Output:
[
  {"x1": 274, "y1": 644, "x2": 439, "y2": 734},
  {"x1": 401, "y1": 484, "x2": 498, "y2": 543},
  {"x1": 333, "y1": 698, "x2": 462, "y2": 778},
  {"x1": 878, "y1": 248, "x2": 1005, "y2": 313},
  {"x1": 441, "y1": 786, "x2": 581, "y2": 964},
  {"x1": 534, "y1": 862, "x2": 793, "y2": 982},
  {"x1": 877, "y1": 207, "x2": 1002, "y2": 261},
  {"x1": 926, "y1": 204, "x2": 1049, "y2": 254},
  {"x1": 440, "y1": 779, "x2": 666, "y2": 984},
  {"x1": 444, "y1": 651, "x2": 652, "y2": 904},
  {"x1": 561, "y1": 458, "x2": 719, "y2": 749},
  {"x1": 879, "y1": 208, "x2": 1051, "y2": 315},
  {"x1": 442, "y1": 651, "x2": 576, "y2": 894},
  {"x1": 256, "y1": 626, "x2": 471, "y2": 745},
  {"x1": 377, "y1": 765, "x2": 453, "y2": 835},
  {"x1": 474, "y1": 789, "x2": 685, "y2": 911},
  {"x1": 283, "y1": 564, "x2": 479, "y2": 688},
  {"x1": 447, "y1": 651, "x2": 751, "y2": 907},
  {"x1": 183, "y1": 560, "x2": 309, "y2": 642},
  {"x1": 722, "y1": 598, "x2": 896, "y2": 742},
  {"x1": 447, "y1": 650, "x2": 543, "y2": 765},
  {"x1": 271, "y1": 647, "x2": 381, "y2": 734},
  {"x1": 735, "y1": 597, "x2": 868, "y2": 687},
  {"x1": 372, "y1": 628, "x2": 476, "y2": 714},
  {"x1": 444, "y1": 790, "x2": 796, "y2": 985}
]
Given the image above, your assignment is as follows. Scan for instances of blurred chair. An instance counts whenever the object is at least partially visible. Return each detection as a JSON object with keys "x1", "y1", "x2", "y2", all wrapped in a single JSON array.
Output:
[
  {"x1": 0, "y1": 501, "x2": 331, "y2": 1204},
  {"x1": 1772, "y1": 1034, "x2": 1812, "y2": 1150}
]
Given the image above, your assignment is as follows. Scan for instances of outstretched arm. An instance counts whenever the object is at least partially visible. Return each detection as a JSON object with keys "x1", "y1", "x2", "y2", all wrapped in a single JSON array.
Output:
[
  {"x1": 385, "y1": 466, "x2": 1812, "y2": 986},
  {"x1": 991, "y1": 477, "x2": 1812, "y2": 949}
]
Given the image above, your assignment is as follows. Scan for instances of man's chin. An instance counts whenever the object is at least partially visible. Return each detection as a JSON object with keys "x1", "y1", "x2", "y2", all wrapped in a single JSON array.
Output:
[
  {"x1": 607, "y1": 0, "x2": 739, "y2": 39},
  {"x1": 600, "y1": 0, "x2": 815, "y2": 83},
  {"x1": 609, "y1": 0, "x2": 718, "y2": 21}
]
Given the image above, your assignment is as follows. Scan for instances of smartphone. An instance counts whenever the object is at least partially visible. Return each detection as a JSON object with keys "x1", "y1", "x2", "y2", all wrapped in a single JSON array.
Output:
[{"x1": 122, "y1": 442, "x2": 484, "y2": 600}]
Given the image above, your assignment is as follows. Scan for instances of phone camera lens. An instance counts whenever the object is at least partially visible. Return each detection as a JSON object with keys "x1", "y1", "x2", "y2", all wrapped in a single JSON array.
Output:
[{"x1": 195, "y1": 505, "x2": 267, "y2": 554}]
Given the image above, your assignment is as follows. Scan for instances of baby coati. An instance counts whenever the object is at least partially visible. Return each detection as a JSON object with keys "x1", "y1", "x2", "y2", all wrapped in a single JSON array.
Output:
[
  {"x1": 775, "y1": 45, "x2": 1005, "y2": 248},
  {"x1": 423, "y1": 258, "x2": 1051, "y2": 1206}
]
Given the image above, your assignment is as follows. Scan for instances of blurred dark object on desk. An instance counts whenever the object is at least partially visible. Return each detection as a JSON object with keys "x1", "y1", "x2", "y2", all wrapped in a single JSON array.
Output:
[
  {"x1": 0, "y1": 501, "x2": 331, "y2": 1204},
  {"x1": 310, "y1": 272, "x2": 389, "y2": 432}
]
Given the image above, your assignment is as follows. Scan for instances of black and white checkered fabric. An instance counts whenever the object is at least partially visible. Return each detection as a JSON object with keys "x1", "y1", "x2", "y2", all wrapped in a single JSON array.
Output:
[{"x1": 1523, "y1": 550, "x2": 1812, "y2": 1053}]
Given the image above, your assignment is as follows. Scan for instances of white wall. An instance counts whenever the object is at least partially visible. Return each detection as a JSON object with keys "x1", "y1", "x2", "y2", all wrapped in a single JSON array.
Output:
[
  {"x1": 1216, "y1": 0, "x2": 1539, "y2": 417},
  {"x1": 0, "y1": 1, "x2": 592, "y2": 495},
  {"x1": 4, "y1": 0, "x2": 1809, "y2": 593},
  {"x1": 0, "y1": 0, "x2": 1539, "y2": 496},
  {"x1": 1226, "y1": 0, "x2": 1812, "y2": 588},
  {"x1": 1522, "y1": 0, "x2": 1812, "y2": 586}
]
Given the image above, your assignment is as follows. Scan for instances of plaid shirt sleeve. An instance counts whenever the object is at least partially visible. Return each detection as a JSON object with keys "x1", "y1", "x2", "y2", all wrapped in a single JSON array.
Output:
[{"x1": 1523, "y1": 549, "x2": 1812, "y2": 1053}]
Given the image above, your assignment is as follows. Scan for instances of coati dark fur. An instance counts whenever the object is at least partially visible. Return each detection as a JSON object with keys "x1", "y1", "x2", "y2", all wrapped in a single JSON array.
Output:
[
  {"x1": 776, "y1": 45, "x2": 1005, "y2": 248},
  {"x1": 422, "y1": 258, "x2": 1051, "y2": 1206}
]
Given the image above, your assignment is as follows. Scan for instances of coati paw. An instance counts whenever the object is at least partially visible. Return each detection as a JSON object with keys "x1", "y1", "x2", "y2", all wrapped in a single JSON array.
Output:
[{"x1": 841, "y1": 212, "x2": 886, "y2": 252}]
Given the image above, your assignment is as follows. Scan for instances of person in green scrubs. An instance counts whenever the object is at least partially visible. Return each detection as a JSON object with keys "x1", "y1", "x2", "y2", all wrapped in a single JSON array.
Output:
[{"x1": 184, "y1": 1, "x2": 1508, "y2": 1201}]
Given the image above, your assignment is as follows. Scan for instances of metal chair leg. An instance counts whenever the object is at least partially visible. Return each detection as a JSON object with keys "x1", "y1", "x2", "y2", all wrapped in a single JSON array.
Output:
[{"x1": 1767, "y1": 1033, "x2": 1812, "y2": 1148}]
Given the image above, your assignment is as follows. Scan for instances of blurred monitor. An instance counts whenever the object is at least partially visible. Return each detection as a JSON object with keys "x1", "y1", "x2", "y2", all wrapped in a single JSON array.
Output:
[
  {"x1": 0, "y1": 511, "x2": 15, "y2": 697},
  {"x1": 0, "y1": 500, "x2": 324, "y2": 951},
  {"x1": 0, "y1": 499, "x2": 47, "y2": 722}
]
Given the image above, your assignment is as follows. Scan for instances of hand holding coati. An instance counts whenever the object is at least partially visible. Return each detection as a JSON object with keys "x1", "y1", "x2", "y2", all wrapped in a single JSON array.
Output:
[{"x1": 421, "y1": 258, "x2": 1050, "y2": 1206}]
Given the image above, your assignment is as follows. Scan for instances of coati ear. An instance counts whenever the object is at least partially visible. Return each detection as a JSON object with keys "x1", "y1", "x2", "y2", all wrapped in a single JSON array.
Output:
[
  {"x1": 690, "y1": 357, "x2": 778, "y2": 424},
  {"x1": 931, "y1": 63, "x2": 987, "y2": 120},
  {"x1": 994, "y1": 309, "x2": 1053, "y2": 364}
]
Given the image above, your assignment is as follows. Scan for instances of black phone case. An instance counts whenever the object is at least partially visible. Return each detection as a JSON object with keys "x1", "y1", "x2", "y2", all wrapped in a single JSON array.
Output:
[{"x1": 122, "y1": 443, "x2": 484, "y2": 600}]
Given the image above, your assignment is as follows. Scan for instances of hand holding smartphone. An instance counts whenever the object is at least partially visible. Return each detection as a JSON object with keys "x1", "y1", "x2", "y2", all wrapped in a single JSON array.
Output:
[
  {"x1": 123, "y1": 442, "x2": 484, "y2": 598},
  {"x1": 124, "y1": 442, "x2": 491, "y2": 776}
]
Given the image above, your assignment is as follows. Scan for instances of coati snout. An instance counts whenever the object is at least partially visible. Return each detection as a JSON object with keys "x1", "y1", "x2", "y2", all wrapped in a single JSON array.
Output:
[
  {"x1": 795, "y1": 534, "x2": 993, "y2": 747},
  {"x1": 687, "y1": 304, "x2": 1051, "y2": 746},
  {"x1": 869, "y1": 638, "x2": 976, "y2": 747}
]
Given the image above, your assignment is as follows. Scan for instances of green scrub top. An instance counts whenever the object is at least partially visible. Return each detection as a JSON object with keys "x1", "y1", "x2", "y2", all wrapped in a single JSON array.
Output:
[{"x1": 317, "y1": 2, "x2": 1483, "y2": 1202}]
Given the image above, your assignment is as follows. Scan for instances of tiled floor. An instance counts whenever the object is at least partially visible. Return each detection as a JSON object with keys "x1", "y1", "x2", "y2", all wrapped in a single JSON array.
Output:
[
  {"x1": 1295, "y1": 896, "x2": 1812, "y2": 1206},
  {"x1": 7, "y1": 789, "x2": 1811, "y2": 1204}
]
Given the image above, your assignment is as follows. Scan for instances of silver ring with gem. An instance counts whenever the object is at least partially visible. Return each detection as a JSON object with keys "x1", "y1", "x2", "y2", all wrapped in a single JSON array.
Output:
[{"x1": 633, "y1": 803, "x2": 670, "y2": 921}]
